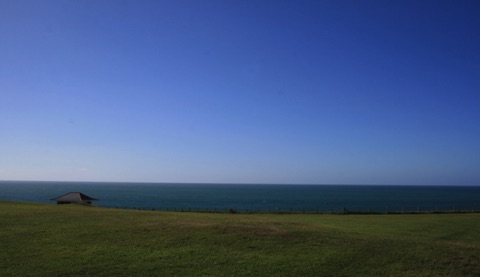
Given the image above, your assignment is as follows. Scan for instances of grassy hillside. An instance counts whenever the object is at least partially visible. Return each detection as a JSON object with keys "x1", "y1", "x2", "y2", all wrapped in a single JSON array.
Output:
[{"x1": 1, "y1": 201, "x2": 479, "y2": 276}]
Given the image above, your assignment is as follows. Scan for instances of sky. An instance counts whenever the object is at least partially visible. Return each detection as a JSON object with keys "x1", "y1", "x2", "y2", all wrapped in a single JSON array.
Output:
[{"x1": 1, "y1": 0, "x2": 480, "y2": 185}]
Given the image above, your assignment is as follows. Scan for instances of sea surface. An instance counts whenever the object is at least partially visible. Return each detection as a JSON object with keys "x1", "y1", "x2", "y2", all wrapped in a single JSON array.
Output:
[{"x1": 1, "y1": 181, "x2": 479, "y2": 213}]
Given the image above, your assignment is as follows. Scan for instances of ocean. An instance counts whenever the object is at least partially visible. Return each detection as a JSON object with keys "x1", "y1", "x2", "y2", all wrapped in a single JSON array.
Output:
[{"x1": 1, "y1": 181, "x2": 479, "y2": 213}]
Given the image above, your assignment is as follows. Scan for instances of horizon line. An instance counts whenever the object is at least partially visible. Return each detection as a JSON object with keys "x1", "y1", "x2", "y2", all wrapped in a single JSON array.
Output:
[{"x1": 1, "y1": 179, "x2": 479, "y2": 187}]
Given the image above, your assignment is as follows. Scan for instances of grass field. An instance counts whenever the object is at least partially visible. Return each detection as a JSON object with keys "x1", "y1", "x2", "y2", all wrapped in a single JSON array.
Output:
[{"x1": 1, "y1": 201, "x2": 480, "y2": 276}]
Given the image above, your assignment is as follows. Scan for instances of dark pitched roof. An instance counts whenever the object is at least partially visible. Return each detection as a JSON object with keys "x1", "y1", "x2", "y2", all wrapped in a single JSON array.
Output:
[{"x1": 51, "y1": 192, "x2": 98, "y2": 202}]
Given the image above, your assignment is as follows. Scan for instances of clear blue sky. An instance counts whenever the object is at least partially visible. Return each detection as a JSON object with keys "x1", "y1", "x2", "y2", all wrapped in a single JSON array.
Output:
[{"x1": 1, "y1": 0, "x2": 480, "y2": 185}]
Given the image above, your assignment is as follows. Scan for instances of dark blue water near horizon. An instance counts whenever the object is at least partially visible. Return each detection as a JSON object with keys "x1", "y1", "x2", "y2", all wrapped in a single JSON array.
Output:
[{"x1": 1, "y1": 181, "x2": 480, "y2": 213}]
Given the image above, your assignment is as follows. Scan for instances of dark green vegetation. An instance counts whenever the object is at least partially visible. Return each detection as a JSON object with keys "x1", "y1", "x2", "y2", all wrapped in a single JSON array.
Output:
[{"x1": 1, "y1": 202, "x2": 480, "y2": 276}]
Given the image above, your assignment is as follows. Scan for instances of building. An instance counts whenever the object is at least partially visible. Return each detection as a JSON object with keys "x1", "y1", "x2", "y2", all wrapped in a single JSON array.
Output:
[{"x1": 51, "y1": 192, "x2": 98, "y2": 205}]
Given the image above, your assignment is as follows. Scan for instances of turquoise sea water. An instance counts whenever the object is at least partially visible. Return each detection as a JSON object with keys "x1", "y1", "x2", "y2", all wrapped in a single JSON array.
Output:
[{"x1": 1, "y1": 181, "x2": 479, "y2": 213}]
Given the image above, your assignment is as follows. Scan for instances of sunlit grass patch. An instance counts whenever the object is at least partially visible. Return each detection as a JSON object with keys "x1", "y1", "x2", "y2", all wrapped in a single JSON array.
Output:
[{"x1": 1, "y1": 201, "x2": 480, "y2": 276}]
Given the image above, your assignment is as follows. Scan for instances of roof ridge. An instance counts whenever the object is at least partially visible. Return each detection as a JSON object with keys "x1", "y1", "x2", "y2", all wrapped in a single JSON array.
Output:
[{"x1": 51, "y1": 192, "x2": 98, "y2": 201}]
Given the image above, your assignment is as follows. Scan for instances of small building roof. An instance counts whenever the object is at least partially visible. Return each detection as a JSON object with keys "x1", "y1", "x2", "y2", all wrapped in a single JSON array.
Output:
[{"x1": 51, "y1": 192, "x2": 98, "y2": 202}]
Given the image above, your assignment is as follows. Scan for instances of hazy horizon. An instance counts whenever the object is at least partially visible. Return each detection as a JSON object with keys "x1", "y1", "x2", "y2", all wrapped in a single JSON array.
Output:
[{"x1": 1, "y1": 179, "x2": 479, "y2": 187}]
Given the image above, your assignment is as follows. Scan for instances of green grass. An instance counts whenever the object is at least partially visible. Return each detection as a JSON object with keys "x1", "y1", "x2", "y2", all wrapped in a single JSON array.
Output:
[{"x1": 1, "y1": 201, "x2": 480, "y2": 276}]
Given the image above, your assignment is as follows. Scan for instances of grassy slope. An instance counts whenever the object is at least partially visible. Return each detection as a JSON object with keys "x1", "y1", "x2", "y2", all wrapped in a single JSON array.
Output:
[{"x1": 1, "y1": 202, "x2": 479, "y2": 276}]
